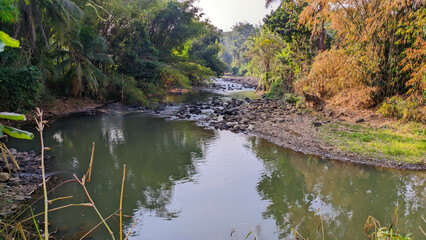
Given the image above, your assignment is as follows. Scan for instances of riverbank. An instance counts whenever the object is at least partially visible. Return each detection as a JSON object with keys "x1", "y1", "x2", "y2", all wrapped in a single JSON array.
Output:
[
  {"x1": 165, "y1": 96, "x2": 425, "y2": 171},
  {"x1": 0, "y1": 148, "x2": 53, "y2": 218}
]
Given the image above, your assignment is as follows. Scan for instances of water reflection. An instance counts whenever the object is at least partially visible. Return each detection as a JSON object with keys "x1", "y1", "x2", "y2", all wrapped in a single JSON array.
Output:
[
  {"x1": 8, "y1": 113, "x2": 424, "y2": 239},
  {"x1": 12, "y1": 113, "x2": 217, "y2": 238},
  {"x1": 247, "y1": 137, "x2": 425, "y2": 239}
]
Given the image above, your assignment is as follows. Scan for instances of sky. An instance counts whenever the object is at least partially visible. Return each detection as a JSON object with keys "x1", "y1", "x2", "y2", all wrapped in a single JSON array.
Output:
[{"x1": 194, "y1": 0, "x2": 280, "y2": 32}]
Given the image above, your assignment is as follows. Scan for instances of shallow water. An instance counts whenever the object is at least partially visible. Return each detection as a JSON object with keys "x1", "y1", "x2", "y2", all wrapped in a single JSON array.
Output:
[{"x1": 9, "y1": 110, "x2": 425, "y2": 240}]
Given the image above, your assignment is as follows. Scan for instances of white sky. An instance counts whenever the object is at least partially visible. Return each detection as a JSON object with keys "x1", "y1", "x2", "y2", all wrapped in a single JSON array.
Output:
[{"x1": 194, "y1": 0, "x2": 280, "y2": 32}]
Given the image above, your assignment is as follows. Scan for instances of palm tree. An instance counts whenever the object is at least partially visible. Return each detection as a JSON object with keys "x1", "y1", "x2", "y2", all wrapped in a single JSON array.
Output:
[
  {"x1": 13, "y1": 0, "x2": 83, "y2": 52},
  {"x1": 54, "y1": 27, "x2": 113, "y2": 96}
]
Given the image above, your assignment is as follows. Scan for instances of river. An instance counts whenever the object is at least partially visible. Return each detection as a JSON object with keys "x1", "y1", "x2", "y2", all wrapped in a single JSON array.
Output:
[{"x1": 8, "y1": 86, "x2": 425, "y2": 239}]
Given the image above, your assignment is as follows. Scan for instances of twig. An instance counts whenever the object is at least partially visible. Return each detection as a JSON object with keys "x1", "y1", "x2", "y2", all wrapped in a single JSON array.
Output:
[
  {"x1": 73, "y1": 174, "x2": 116, "y2": 240},
  {"x1": 124, "y1": 218, "x2": 139, "y2": 240},
  {"x1": 48, "y1": 196, "x2": 73, "y2": 204},
  {"x1": 319, "y1": 208, "x2": 325, "y2": 240},
  {"x1": 35, "y1": 107, "x2": 49, "y2": 239},
  {"x1": 0, "y1": 144, "x2": 11, "y2": 174},
  {"x1": 79, "y1": 209, "x2": 120, "y2": 240},
  {"x1": 3, "y1": 142, "x2": 20, "y2": 170},
  {"x1": 20, "y1": 203, "x2": 92, "y2": 223},
  {"x1": 120, "y1": 164, "x2": 126, "y2": 240},
  {"x1": 86, "y1": 142, "x2": 95, "y2": 182},
  {"x1": 6, "y1": 179, "x2": 77, "y2": 226}
]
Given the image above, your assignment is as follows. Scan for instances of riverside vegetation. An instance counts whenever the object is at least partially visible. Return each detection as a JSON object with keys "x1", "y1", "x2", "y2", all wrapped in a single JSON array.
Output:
[{"x1": 220, "y1": 0, "x2": 425, "y2": 166}]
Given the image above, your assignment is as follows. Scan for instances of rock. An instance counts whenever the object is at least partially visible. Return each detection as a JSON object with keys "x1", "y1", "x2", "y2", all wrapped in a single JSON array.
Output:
[
  {"x1": 247, "y1": 125, "x2": 255, "y2": 131},
  {"x1": 312, "y1": 122, "x2": 323, "y2": 127},
  {"x1": 9, "y1": 177, "x2": 22, "y2": 186},
  {"x1": 355, "y1": 118, "x2": 365, "y2": 123},
  {"x1": 0, "y1": 172, "x2": 10, "y2": 182}
]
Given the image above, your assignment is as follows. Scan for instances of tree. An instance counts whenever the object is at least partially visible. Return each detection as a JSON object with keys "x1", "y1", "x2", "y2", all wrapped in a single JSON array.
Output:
[
  {"x1": 245, "y1": 28, "x2": 285, "y2": 92},
  {"x1": 54, "y1": 26, "x2": 113, "y2": 96},
  {"x1": 148, "y1": 0, "x2": 205, "y2": 58},
  {"x1": 220, "y1": 22, "x2": 257, "y2": 75}
]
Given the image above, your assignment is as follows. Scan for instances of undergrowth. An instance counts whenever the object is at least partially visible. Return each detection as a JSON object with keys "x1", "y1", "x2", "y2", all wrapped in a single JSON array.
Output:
[{"x1": 320, "y1": 121, "x2": 426, "y2": 163}]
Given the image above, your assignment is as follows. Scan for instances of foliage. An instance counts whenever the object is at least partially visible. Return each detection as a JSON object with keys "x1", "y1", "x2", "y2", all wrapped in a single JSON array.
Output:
[
  {"x1": 173, "y1": 61, "x2": 215, "y2": 86},
  {"x1": 0, "y1": 0, "x2": 20, "y2": 24},
  {"x1": 284, "y1": 93, "x2": 300, "y2": 104},
  {"x1": 0, "y1": 31, "x2": 20, "y2": 52},
  {"x1": 0, "y1": 113, "x2": 34, "y2": 140},
  {"x1": 0, "y1": 67, "x2": 42, "y2": 112},
  {"x1": 257, "y1": 1, "x2": 312, "y2": 97},
  {"x1": 296, "y1": 47, "x2": 377, "y2": 108},
  {"x1": 245, "y1": 28, "x2": 285, "y2": 92},
  {"x1": 299, "y1": 0, "x2": 425, "y2": 103},
  {"x1": 159, "y1": 66, "x2": 191, "y2": 89},
  {"x1": 103, "y1": 74, "x2": 147, "y2": 105},
  {"x1": 258, "y1": 0, "x2": 425, "y2": 122},
  {"x1": 148, "y1": 0, "x2": 205, "y2": 58},
  {"x1": 378, "y1": 96, "x2": 425, "y2": 123},
  {"x1": 54, "y1": 26, "x2": 113, "y2": 96},
  {"x1": 365, "y1": 213, "x2": 413, "y2": 240},
  {"x1": 220, "y1": 22, "x2": 257, "y2": 75},
  {"x1": 0, "y1": 0, "x2": 224, "y2": 109},
  {"x1": 189, "y1": 24, "x2": 226, "y2": 76}
]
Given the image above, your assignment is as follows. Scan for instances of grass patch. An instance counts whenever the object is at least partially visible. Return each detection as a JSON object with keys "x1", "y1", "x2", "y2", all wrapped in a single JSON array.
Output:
[{"x1": 320, "y1": 122, "x2": 426, "y2": 164}]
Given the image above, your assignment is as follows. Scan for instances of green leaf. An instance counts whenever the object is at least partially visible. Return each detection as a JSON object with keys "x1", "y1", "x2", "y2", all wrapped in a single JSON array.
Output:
[
  {"x1": 0, "y1": 112, "x2": 26, "y2": 121},
  {"x1": 0, "y1": 31, "x2": 20, "y2": 48},
  {"x1": 0, "y1": 124, "x2": 3, "y2": 138},
  {"x1": 3, "y1": 126, "x2": 34, "y2": 140}
]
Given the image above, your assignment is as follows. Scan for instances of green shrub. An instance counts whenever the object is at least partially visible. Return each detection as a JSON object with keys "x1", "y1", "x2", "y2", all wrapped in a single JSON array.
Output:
[
  {"x1": 174, "y1": 62, "x2": 214, "y2": 85},
  {"x1": 231, "y1": 67, "x2": 239, "y2": 75},
  {"x1": 378, "y1": 96, "x2": 425, "y2": 123},
  {"x1": 159, "y1": 66, "x2": 191, "y2": 89},
  {"x1": 284, "y1": 93, "x2": 300, "y2": 104},
  {"x1": 104, "y1": 74, "x2": 147, "y2": 105},
  {"x1": 0, "y1": 67, "x2": 42, "y2": 112}
]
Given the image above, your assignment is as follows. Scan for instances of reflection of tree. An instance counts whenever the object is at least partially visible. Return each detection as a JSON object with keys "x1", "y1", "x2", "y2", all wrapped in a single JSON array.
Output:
[
  {"x1": 34, "y1": 113, "x2": 217, "y2": 236},
  {"x1": 248, "y1": 136, "x2": 425, "y2": 239}
]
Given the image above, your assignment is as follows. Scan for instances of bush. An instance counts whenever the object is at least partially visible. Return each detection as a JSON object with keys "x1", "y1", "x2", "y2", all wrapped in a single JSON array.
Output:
[
  {"x1": 103, "y1": 74, "x2": 147, "y2": 105},
  {"x1": 284, "y1": 93, "x2": 300, "y2": 104},
  {"x1": 0, "y1": 67, "x2": 42, "y2": 112},
  {"x1": 378, "y1": 96, "x2": 425, "y2": 123},
  {"x1": 118, "y1": 54, "x2": 162, "y2": 86},
  {"x1": 231, "y1": 67, "x2": 239, "y2": 75},
  {"x1": 159, "y1": 66, "x2": 191, "y2": 89},
  {"x1": 296, "y1": 48, "x2": 377, "y2": 109},
  {"x1": 174, "y1": 62, "x2": 214, "y2": 85}
]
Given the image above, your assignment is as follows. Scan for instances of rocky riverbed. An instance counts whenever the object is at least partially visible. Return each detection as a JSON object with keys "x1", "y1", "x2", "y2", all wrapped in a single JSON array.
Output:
[
  {"x1": 153, "y1": 95, "x2": 425, "y2": 171},
  {"x1": 0, "y1": 148, "x2": 53, "y2": 218}
]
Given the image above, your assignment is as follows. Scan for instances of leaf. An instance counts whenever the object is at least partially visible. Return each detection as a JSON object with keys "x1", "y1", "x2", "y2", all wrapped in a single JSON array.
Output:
[
  {"x1": 0, "y1": 31, "x2": 20, "y2": 48},
  {"x1": 0, "y1": 112, "x2": 26, "y2": 121},
  {"x1": 3, "y1": 126, "x2": 34, "y2": 140},
  {"x1": 0, "y1": 124, "x2": 3, "y2": 138}
]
